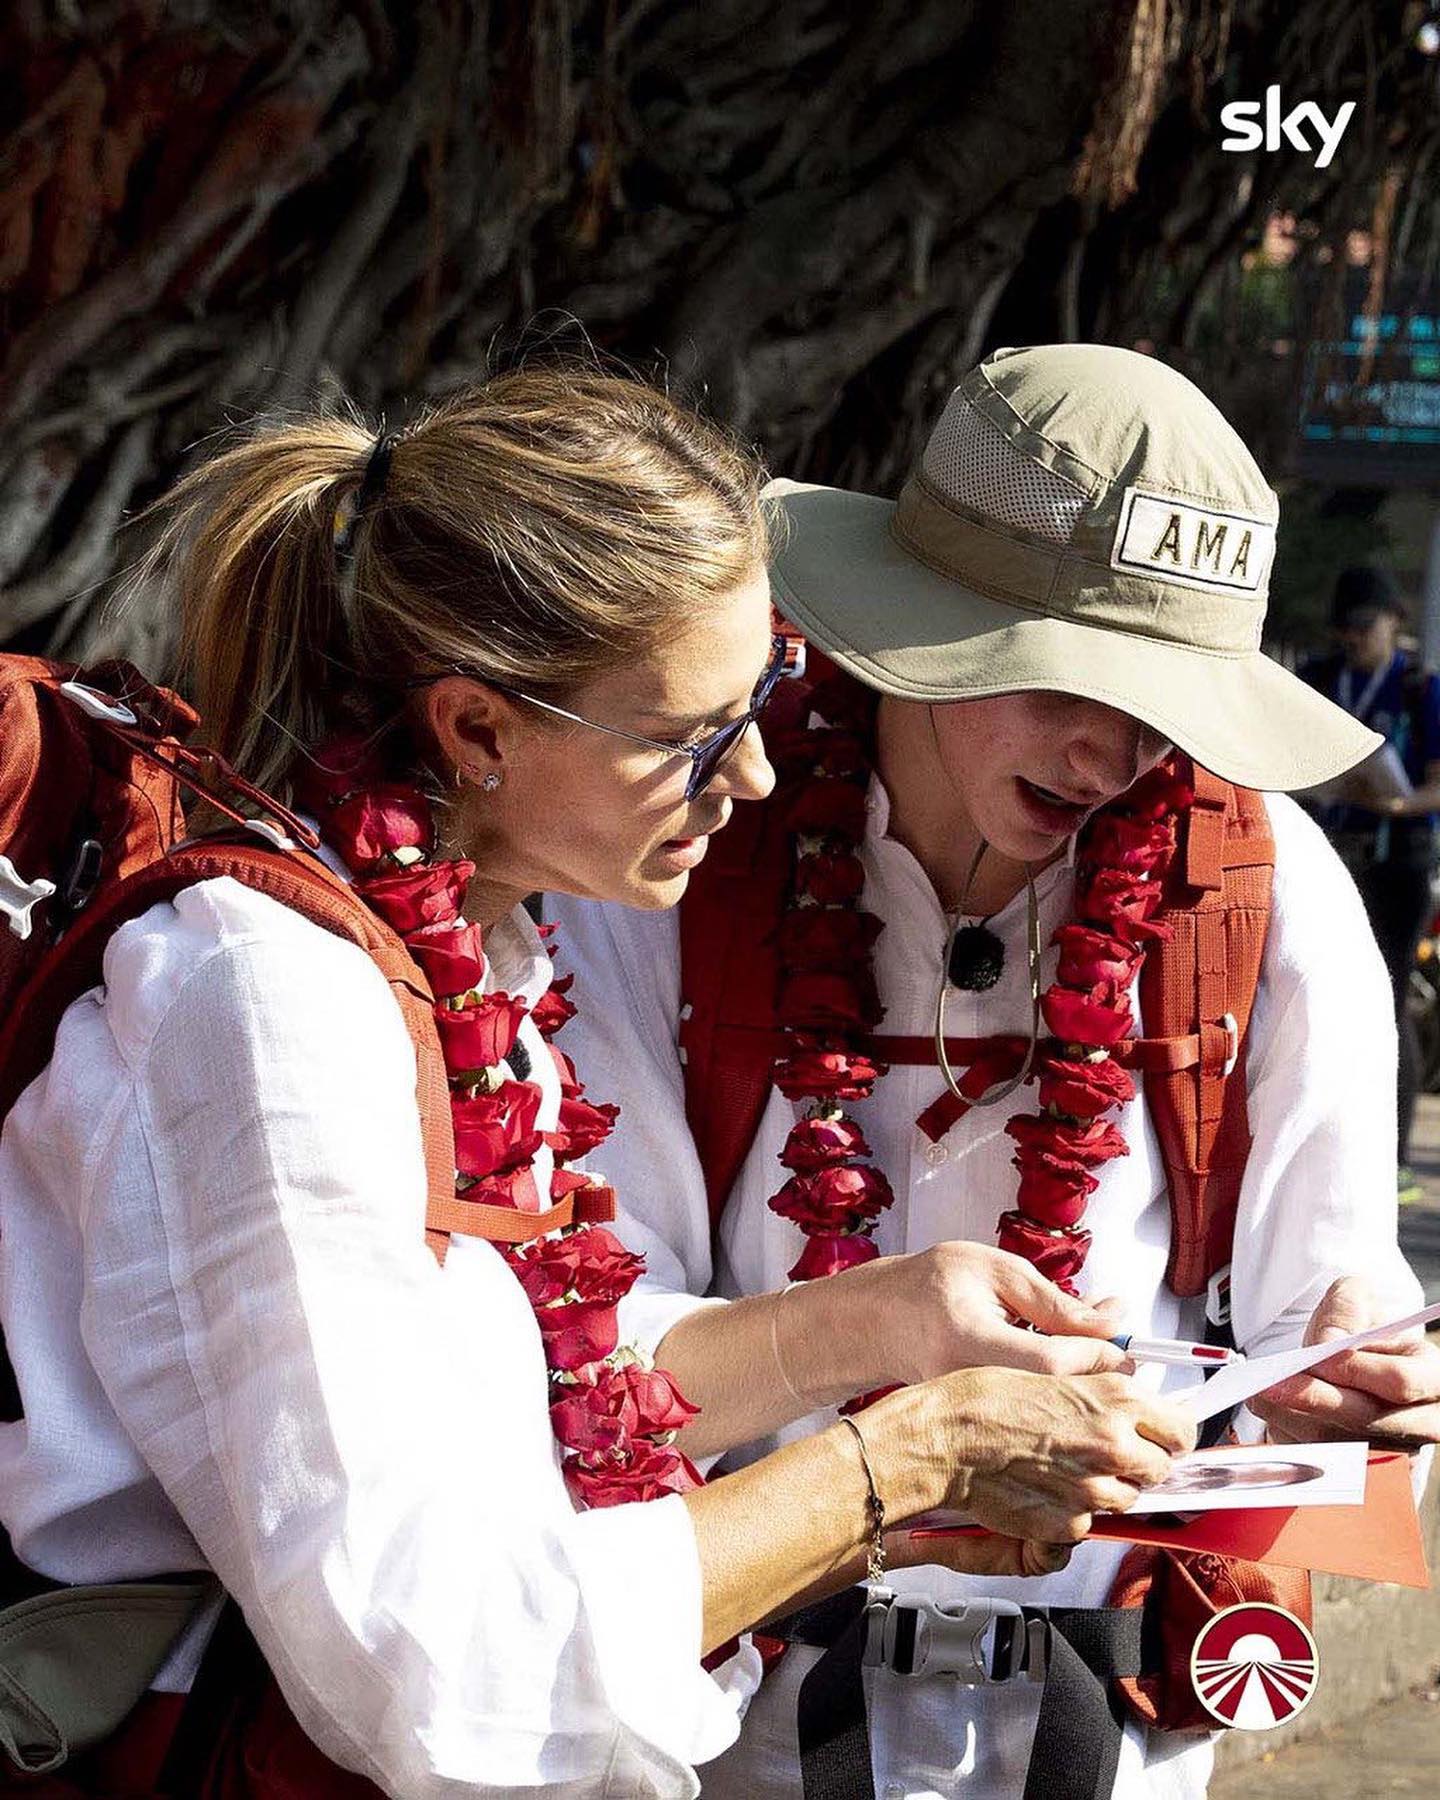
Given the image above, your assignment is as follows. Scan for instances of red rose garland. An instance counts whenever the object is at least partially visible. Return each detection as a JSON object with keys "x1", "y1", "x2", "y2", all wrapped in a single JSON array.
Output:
[
  {"x1": 301, "y1": 739, "x2": 701, "y2": 1508},
  {"x1": 762, "y1": 675, "x2": 1192, "y2": 1311},
  {"x1": 763, "y1": 676, "x2": 895, "y2": 1285},
  {"x1": 999, "y1": 764, "x2": 1191, "y2": 1292}
]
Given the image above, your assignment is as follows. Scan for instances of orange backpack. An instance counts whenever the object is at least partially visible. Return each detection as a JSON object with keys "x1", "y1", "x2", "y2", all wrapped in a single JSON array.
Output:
[
  {"x1": 676, "y1": 663, "x2": 1311, "y2": 1733},
  {"x1": 0, "y1": 655, "x2": 608, "y2": 1256},
  {"x1": 0, "y1": 655, "x2": 610, "y2": 1795}
]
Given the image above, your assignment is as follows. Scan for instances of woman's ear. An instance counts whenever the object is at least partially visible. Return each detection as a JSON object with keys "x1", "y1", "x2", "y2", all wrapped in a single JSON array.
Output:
[{"x1": 423, "y1": 676, "x2": 510, "y2": 785}]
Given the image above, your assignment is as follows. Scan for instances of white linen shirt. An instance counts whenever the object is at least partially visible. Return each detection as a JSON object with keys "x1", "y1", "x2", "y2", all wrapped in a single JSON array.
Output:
[
  {"x1": 551, "y1": 784, "x2": 1424, "y2": 1800},
  {"x1": 0, "y1": 875, "x2": 746, "y2": 1799}
]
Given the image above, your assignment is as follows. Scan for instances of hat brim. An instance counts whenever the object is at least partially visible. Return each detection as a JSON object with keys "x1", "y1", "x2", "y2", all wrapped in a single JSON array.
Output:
[{"x1": 768, "y1": 484, "x2": 1379, "y2": 793}]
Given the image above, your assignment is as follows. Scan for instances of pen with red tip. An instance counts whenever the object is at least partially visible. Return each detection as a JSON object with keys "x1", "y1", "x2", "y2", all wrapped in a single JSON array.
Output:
[{"x1": 1110, "y1": 1333, "x2": 1244, "y2": 1369}]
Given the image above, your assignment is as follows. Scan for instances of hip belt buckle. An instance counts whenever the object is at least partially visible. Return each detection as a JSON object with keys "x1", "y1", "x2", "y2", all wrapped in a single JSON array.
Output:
[{"x1": 862, "y1": 1593, "x2": 1038, "y2": 1684}]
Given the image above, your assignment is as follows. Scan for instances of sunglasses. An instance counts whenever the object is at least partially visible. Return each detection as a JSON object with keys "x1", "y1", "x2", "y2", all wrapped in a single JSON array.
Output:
[{"x1": 410, "y1": 634, "x2": 795, "y2": 802}]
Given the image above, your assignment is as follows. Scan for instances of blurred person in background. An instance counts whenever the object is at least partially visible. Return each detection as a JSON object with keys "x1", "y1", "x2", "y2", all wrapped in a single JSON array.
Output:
[{"x1": 1301, "y1": 566, "x2": 1440, "y2": 1202}]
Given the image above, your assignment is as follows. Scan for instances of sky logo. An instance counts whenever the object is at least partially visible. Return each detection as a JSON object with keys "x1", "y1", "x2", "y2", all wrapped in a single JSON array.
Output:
[{"x1": 1220, "y1": 86, "x2": 1356, "y2": 170}]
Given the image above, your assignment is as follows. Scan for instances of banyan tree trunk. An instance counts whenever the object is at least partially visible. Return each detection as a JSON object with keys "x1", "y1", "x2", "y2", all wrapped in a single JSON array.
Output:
[{"x1": 2, "y1": 0, "x2": 1435, "y2": 667}]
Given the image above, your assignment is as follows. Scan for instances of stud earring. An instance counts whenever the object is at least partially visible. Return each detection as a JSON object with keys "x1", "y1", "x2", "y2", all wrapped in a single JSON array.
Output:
[{"x1": 481, "y1": 772, "x2": 502, "y2": 792}]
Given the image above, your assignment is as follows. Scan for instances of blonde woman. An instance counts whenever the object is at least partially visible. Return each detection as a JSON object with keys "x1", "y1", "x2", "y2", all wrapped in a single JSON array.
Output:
[{"x1": 0, "y1": 369, "x2": 1191, "y2": 1800}]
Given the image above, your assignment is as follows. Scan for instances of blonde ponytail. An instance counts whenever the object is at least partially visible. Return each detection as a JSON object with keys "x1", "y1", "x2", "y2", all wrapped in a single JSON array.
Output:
[{"x1": 131, "y1": 368, "x2": 767, "y2": 799}]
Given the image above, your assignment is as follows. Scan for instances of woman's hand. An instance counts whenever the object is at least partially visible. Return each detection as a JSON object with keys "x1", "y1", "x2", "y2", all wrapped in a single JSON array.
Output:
[
  {"x1": 660, "y1": 1241, "x2": 1130, "y2": 1460},
  {"x1": 868, "y1": 1365, "x2": 1196, "y2": 1545},
  {"x1": 684, "y1": 1364, "x2": 1194, "y2": 1652},
  {"x1": 1251, "y1": 1276, "x2": 1440, "y2": 1449},
  {"x1": 844, "y1": 1240, "x2": 1130, "y2": 1384}
]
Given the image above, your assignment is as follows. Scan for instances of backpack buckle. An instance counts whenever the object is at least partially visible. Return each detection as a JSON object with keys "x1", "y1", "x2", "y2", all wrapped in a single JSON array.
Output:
[
  {"x1": 0, "y1": 855, "x2": 56, "y2": 941},
  {"x1": 862, "y1": 1592, "x2": 1033, "y2": 1683},
  {"x1": 1206, "y1": 1264, "x2": 1233, "y2": 1331},
  {"x1": 58, "y1": 680, "x2": 139, "y2": 728},
  {"x1": 242, "y1": 817, "x2": 297, "y2": 852},
  {"x1": 1220, "y1": 1012, "x2": 1238, "y2": 1078}
]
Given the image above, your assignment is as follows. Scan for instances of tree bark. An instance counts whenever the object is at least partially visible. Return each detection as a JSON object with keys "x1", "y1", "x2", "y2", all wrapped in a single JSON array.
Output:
[{"x1": 1, "y1": 0, "x2": 1435, "y2": 666}]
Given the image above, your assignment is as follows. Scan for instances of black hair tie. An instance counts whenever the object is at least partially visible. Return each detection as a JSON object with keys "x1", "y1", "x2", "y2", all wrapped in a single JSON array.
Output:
[
  {"x1": 356, "y1": 431, "x2": 397, "y2": 515},
  {"x1": 334, "y1": 431, "x2": 398, "y2": 568}
]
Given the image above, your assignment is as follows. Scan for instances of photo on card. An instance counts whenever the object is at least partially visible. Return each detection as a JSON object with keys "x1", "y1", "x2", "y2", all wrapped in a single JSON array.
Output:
[{"x1": 1124, "y1": 1440, "x2": 1369, "y2": 1515}]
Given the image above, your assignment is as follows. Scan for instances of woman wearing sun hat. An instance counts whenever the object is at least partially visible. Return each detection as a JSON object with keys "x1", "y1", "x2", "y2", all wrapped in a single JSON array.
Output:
[{"x1": 551, "y1": 344, "x2": 1440, "y2": 1799}]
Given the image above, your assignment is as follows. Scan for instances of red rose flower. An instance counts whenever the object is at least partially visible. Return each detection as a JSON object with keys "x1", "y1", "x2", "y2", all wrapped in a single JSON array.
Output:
[
  {"x1": 510, "y1": 1225, "x2": 645, "y2": 1308},
  {"x1": 408, "y1": 921, "x2": 487, "y2": 998},
  {"x1": 794, "y1": 850, "x2": 865, "y2": 905},
  {"x1": 775, "y1": 907, "x2": 884, "y2": 972},
  {"x1": 809, "y1": 1163, "x2": 893, "y2": 1212},
  {"x1": 357, "y1": 861, "x2": 473, "y2": 934},
  {"x1": 550, "y1": 1385, "x2": 628, "y2": 1456},
  {"x1": 1115, "y1": 766, "x2": 1193, "y2": 823},
  {"x1": 297, "y1": 733, "x2": 387, "y2": 809},
  {"x1": 1006, "y1": 1115, "x2": 1130, "y2": 1164},
  {"x1": 1036, "y1": 1053, "x2": 1134, "y2": 1120},
  {"x1": 531, "y1": 980, "x2": 578, "y2": 1039},
  {"x1": 605, "y1": 1363, "x2": 701, "y2": 1436},
  {"x1": 1041, "y1": 983, "x2": 1134, "y2": 1047},
  {"x1": 1080, "y1": 812, "x2": 1174, "y2": 874},
  {"x1": 1013, "y1": 1157, "x2": 1100, "y2": 1226},
  {"x1": 534, "y1": 1297, "x2": 620, "y2": 1370},
  {"x1": 564, "y1": 1440, "x2": 702, "y2": 1508},
  {"x1": 783, "y1": 779, "x2": 869, "y2": 845},
  {"x1": 770, "y1": 1164, "x2": 893, "y2": 1232},
  {"x1": 788, "y1": 1231, "x2": 880, "y2": 1281},
  {"x1": 776, "y1": 970, "x2": 882, "y2": 1033},
  {"x1": 328, "y1": 785, "x2": 432, "y2": 870},
  {"x1": 451, "y1": 1082, "x2": 543, "y2": 1178},
  {"x1": 780, "y1": 1114, "x2": 872, "y2": 1172},
  {"x1": 466, "y1": 1164, "x2": 542, "y2": 1214},
  {"x1": 1051, "y1": 925, "x2": 1143, "y2": 991},
  {"x1": 1074, "y1": 867, "x2": 1167, "y2": 940},
  {"x1": 774, "y1": 1049, "x2": 882, "y2": 1102},
  {"x1": 548, "y1": 1095, "x2": 620, "y2": 1162},
  {"x1": 434, "y1": 994, "x2": 529, "y2": 1073},
  {"x1": 996, "y1": 1210, "x2": 1092, "y2": 1285},
  {"x1": 550, "y1": 1364, "x2": 699, "y2": 1454}
]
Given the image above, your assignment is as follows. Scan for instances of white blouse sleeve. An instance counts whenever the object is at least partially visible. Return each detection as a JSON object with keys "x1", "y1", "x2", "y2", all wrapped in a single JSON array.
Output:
[
  {"x1": 1230, "y1": 794, "x2": 1423, "y2": 1360},
  {"x1": 550, "y1": 899, "x2": 727, "y2": 1357},
  {"x1": 83, "y1": 881, "x2": 738, "y2": 1799}
]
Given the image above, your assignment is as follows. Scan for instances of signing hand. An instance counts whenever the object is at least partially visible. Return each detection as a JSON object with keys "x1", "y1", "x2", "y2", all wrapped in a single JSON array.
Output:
[
  {"x1": 916, "y1": 1366, "x2": 1196, "y2": 1543},
  {"x1": 1250, "y1": 1276, "x2": 1440, "y2": 1449},
  {"x1": 867, "y1": 1240, "x2": 1130, "y2": 1383}
]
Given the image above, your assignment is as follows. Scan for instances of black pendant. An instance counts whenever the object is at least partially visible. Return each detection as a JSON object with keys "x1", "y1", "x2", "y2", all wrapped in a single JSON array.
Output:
[{"x1": 947, "y1": 921, "x2": 1005, "y2": 992}]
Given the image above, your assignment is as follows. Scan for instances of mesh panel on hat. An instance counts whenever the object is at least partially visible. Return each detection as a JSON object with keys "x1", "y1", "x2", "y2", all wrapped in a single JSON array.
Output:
[{"x1": 922, "y1": 400, "x2": 1086, "y2": 547}]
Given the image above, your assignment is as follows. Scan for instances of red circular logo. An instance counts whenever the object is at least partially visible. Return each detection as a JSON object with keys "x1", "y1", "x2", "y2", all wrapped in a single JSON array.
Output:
[{"x1": 1190, "y1": 1603, "x2": 1320, "y2": 1730}]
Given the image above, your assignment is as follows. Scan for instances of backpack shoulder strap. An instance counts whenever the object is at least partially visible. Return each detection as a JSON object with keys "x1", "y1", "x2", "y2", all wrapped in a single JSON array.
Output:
[
  {"x1": 678, "y1": 783, "x2": 793, "y2": 1230},
  {"x1": 1138, "y1": 759, "x2": 1275, "y2": 1298},
  {"x1": 0, "y1": 841, "x2": 599, "y2": 1262}
]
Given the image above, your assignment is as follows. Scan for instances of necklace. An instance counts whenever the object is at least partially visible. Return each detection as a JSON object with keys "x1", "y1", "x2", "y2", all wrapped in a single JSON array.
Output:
[
  {"x1": 300, "y1": 737, "x2": 702, "y2": 1508},
  {"x1": 935, "y1": 848, "x2": 1042, "y2": 1112},
  {"x1": 943, "y1": 843, "x2": 1008, "y2": 993},
  {"x1": 763, "y1": 669, "x2": 1191, "y2": 1308}
]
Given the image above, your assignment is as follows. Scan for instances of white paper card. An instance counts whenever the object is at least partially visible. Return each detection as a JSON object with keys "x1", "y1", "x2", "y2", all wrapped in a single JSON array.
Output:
[
  {"x1": 1124, "y1": 1440, "x2": 1368, "y2": 1514},
  {"x1": 1178, "y1": 1299, "x2": 1440, "y2": 1423}
]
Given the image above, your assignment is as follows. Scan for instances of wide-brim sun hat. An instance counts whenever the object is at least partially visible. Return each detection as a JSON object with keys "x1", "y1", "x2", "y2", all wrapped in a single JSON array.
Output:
[{"x1": 766, "y1": 343, "x2": 1379, "y2": 791}]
